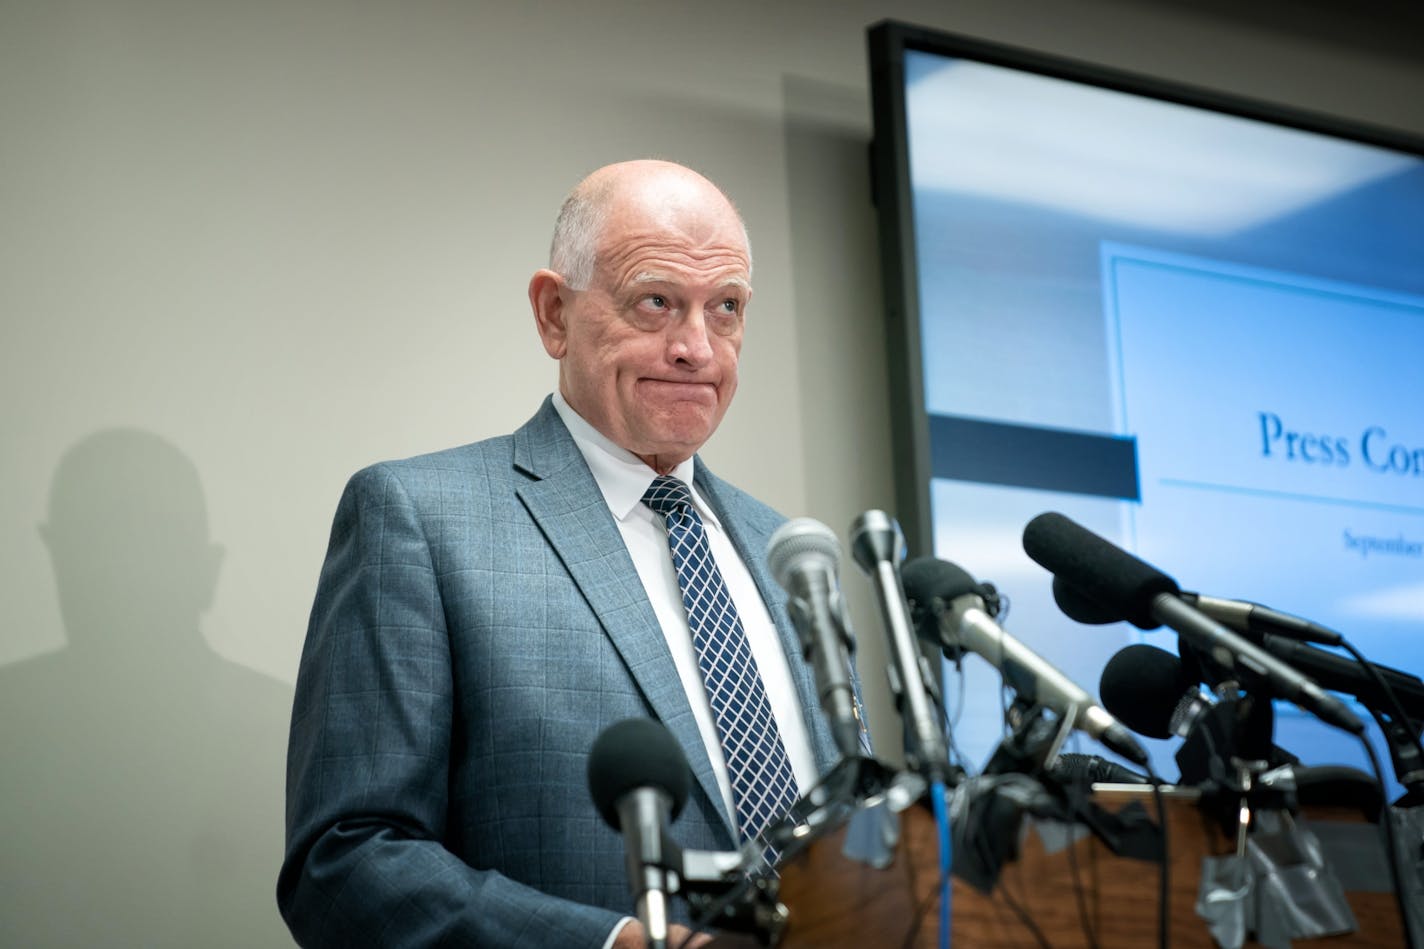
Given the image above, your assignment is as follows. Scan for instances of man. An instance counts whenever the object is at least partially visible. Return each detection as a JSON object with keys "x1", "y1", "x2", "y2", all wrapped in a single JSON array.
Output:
[{"x1": 279, "y1": 160, "x2": 837, "y2": 948}]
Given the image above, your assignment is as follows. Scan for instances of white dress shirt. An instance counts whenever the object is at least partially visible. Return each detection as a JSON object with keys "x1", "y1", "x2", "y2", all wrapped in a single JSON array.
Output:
[{"x1": 550, "y1": 393, "x2": 820, "y2": 821}]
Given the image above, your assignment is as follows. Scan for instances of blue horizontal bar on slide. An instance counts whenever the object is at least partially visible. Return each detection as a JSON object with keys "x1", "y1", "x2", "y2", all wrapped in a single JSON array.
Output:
[{"x1": 929, "y1": 414, "x2": 1140, "y2": 501}]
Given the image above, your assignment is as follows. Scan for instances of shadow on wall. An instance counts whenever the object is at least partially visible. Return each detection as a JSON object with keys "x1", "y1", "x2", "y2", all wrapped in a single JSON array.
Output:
[{"x1": 0, "y1": 429, "x2": 295, "y2": 947}]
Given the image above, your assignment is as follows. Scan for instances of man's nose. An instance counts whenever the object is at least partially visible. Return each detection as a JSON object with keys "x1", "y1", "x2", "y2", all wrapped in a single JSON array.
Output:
[{"x1": 667, "y1": 309, "x2": 714, "y2": 366}]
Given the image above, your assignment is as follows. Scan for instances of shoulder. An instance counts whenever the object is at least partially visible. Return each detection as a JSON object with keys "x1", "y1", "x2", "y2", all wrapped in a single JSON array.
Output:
[
  {"x1": 341, "y1": 434, "x2": 519, "y2": 508},
  {"x1": 695, "y1": 462, "x2": 786, "y2": 536},
  {"x1": 332, "y1": 398, "x2": 578, "y2": 513}
]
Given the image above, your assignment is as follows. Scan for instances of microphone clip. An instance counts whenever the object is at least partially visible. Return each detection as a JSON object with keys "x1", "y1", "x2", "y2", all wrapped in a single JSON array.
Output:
[
  {"x1": 976, "y1": 581, "x2": 1005, "y2": 620},
  {"x1": 911, "y1": 580, "x2": 1003, "y2": 663}
]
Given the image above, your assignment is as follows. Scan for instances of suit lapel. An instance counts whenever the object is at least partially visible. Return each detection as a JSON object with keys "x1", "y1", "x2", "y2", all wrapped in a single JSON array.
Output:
[
  {"x1": 512, "y1": 401, "x2": 736, "y2": 841},
  {"x1": 695, "y1": 465, "x2": 841, "y2": 776}
]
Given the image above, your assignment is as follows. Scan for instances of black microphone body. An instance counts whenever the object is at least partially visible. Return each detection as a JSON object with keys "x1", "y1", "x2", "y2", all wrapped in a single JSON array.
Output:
[
  {"x1": 588, "y1": 719, "x2": 693, "y2": 949},
  {"x1": 1256, "y1": 633, "x2": 1424, "y2": 726},
  {"x1": 767, "y1": 518, "x2": 862, "y2": 759},
  {"x1": 1024, "y1": 512, "x2": 1364, "y2": 736},
  {"x1": 1049, "y1": 752, "x2": 1151, "y2": 786},
  {"x1": 903, "y1": 557, "x2": 1148, "y2": 766},
  {"x1": 1061, "y1": 578, "x2": 1424, "y2": 726}
]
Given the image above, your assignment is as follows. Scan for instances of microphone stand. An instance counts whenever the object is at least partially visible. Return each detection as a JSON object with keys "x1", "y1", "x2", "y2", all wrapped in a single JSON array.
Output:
[
  {"x1": 1174, "y1": 663, "x2": 1296, "y2": 835},
  {"x1": 680, "y1": 754, "x2": 910, "y2": 943},
  {"x1": 982, "y1": 695, "x2": 1078, "y2": 778}
]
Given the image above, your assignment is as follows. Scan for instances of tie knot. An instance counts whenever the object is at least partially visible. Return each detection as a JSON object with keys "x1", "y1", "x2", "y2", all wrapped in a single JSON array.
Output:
[{"x1": 643, "y1": 475, "x2": 694, "y2": 517}]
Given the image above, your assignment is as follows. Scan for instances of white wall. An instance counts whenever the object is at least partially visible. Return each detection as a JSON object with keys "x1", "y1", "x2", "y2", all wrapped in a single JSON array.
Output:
[{"x1": 2, "y1": 1, "x2": 1420, "y2": 944}]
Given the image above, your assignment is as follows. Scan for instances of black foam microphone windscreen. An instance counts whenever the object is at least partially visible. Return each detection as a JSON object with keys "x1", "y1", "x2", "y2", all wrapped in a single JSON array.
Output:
[
  {"x1": 901, "y1": 556, "x2": 980, "y2": 642},
  {"x1": 1051, "y1": 576, "x2": 1124, "y2": 626},
  {"x1": 1099, "y1": 643, "x2": 1196, "y2": 740},
  {"x1": 587, "y1": 718, "x2": 692, "y2": 830},
  {"x1": 1022, "y1": 512, "x2": 1179, "y2": 630}
]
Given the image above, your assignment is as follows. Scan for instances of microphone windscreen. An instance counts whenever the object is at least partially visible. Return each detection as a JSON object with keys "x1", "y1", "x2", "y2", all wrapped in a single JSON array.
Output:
[
  {"x1": 1099, "y1": 643, "x2": 1194, "y2": 739},
  {"x1": 1022, "y1": 512, "x2": 1179, "y2": 630},
  {"x1": 1052, "y1": 576, "x2": 1124, "y2": 625},
  {"x1": 587, "y1": 718, "x2": 692, "y2": 830},
  {"x1": 901, "y1": 556, "x2": 980, "y2": 642},
  {"x1": 766, "y1": 517, "x2": 840, "y2": 590}
]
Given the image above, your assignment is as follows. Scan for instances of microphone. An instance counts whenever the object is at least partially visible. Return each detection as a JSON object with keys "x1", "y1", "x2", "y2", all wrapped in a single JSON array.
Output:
[
  {"x1": 766, "y1": 517, "x2": 862, "y2": 759},
  {"x1": 902, "y1": 556, "x2": 1149, "y2": 766},
  {"x1": 1100, "y1": 643, "x2": 1299, "y2": 785},
  {"x1": 1048, "y1": 752, "x2": 1151, "y2": 786},
  {"x1": 1052, "y1": 575, "x2": 1125, "y2": 626},
  {"x1": 1179, "y1": 593, "x2": 1343, "y2": 647},
  {"x1": 848, "y1": 510, "x2": 951, "y2": 780},
  {"x1": 1057, "y1": 578, "x2": 1424, "y2": 722},
  {"x1": 1100, "y1": 643, "x2": 1212, "y2": 740},
  {"x1": 1023, "y1": 512, "x2": 1364, "y2": 735},
  {"x1": 588, "y1": 719, "x2": 692, "y2": 949},
  {"x1": 1247, "y1": 634, "x2": 1424, "y2": 725},
  {"x1": 1055, "y1": 577, "x2": 1346, "y2": 650}
]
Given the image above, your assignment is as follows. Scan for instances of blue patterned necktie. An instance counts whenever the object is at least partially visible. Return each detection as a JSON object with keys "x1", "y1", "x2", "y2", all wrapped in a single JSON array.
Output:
[{"x1": 643, "y1": 475, "x2": 800, "y2": 849}]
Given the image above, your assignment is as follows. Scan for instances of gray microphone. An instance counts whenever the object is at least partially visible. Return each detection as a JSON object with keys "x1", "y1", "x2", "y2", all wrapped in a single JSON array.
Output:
[
  {"x1": 849, "y1": 510, "x2": 951, "y2": 780},
  {"x1": 1178, "y1": 593, "x2": 1343, "y2": 647},
  {"x1": 767, "y1": 518, "x2": 862, "y2": 759},
  {"x1": 902, "y1": 557, "x2": 1149, "y2": 766}
]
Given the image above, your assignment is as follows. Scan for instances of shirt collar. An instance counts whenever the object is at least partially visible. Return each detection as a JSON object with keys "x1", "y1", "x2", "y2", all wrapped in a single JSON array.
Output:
[{"x1": 551, "y1": 391, "x2": 720, "y2": 529}]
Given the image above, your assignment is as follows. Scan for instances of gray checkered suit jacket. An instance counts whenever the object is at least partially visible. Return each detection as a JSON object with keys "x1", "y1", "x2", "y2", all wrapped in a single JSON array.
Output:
[{"x1": 278, "y1": 398, "x2": 837, "y2": 947}]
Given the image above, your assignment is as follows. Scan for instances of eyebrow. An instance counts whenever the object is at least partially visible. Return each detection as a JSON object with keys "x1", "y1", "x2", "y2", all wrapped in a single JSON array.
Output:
[{"x1": 629, "y1": 272, "x2": 752, "y2": 293}]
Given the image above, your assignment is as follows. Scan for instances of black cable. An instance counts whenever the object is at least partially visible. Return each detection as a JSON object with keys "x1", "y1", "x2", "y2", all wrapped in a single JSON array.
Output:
[
  {"x1": 1144, "y1": 768, "x2": 1171, "y2": 949},
  {"x1": 1339, "y1": 638, "x2": 1424, "y2": 770},
  {"x1": 1063, "y1": 817, "x2": 1101, "y2": 949},
  {"x1": 996, "y1": 874, "x2": 1055, "y2": 949},
  {"x1": 898, "y1": 841, "x2": 941, "y2": 949},
  {"x1": 1357, "y1": 736, "x2": 1418, "y2": 948},
  {"x1": 948, "y1": 775, "x2": 1054, "y2": 949},
  {"x1": 944, "y1": 661, "x2": 973, "y2": 776},
  {"x1": 1056, "y1": 744, "x2": 1102, "y2": 949}
]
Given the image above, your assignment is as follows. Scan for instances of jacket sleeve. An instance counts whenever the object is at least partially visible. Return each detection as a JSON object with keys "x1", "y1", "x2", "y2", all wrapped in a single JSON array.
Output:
[{"x1": 277, "y1": 463, "x2": 622, "y2": 948}]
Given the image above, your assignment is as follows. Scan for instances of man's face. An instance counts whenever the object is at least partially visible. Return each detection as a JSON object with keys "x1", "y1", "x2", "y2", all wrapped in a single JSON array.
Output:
[{"x1": 551, "y1": 192, "x2": 751, "y2": 471}]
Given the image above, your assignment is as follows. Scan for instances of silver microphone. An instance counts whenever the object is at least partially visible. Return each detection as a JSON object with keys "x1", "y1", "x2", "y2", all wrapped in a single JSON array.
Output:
[
  {"x1": 849, "y1": 510, "x2": 950, "y2": 780},
  {"x1": 903, "y1": 556, "x2": 1148, "y2": 766},
  {"x1": 767, "y1": 518, "x2": 861, "y2": 759}
]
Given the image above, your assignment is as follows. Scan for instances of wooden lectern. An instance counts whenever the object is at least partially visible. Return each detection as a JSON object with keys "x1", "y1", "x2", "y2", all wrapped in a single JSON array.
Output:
[{"x1": 758, "y1": 788, "x2": 1404, "y2": 948}]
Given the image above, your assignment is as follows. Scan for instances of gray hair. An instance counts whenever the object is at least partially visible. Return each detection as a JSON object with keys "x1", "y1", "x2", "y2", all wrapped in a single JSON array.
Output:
[{"x1": 548, "y1": 185, "x2": 608, "y2": 291}]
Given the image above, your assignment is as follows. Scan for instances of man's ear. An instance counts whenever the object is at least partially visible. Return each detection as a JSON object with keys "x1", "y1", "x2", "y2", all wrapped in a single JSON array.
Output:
[{"x1": 528, "y1": 269, "x2": 569, "y2": 360}]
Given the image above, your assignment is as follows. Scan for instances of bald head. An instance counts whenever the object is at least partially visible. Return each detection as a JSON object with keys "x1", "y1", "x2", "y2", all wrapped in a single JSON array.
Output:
[
  {"x1": 529, "y1": 159, "x2": 754, "y2": 473},
  {"x1": 549, "y1": 160, "x2": 751, "y2": 290}
]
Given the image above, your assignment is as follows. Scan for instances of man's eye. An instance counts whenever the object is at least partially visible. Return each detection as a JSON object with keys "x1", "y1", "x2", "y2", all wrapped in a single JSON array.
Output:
[
  {"x1": 720, "y1": 299, "x2": 739, "y2": 313},
  {"x1": 646, "y1": 294, "x2": 668, "y2": 309}
]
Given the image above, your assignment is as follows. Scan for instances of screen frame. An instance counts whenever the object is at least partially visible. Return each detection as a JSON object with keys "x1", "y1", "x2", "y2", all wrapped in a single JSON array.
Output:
[{"x1": 865, "y1": 18, "x2": 1424, "y2": 560}]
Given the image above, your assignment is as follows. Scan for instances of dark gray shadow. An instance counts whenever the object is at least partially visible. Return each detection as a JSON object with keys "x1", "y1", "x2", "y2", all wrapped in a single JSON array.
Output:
[
  {"x1": 0, "y1": 429, "x2": 295, "y2": 947},
  {"x1": 780, "y1": 73, "x2": 893, "y2": 511},
  {"x1": 1153, "y1": 0, "x2": 1424, "y2": 66}
]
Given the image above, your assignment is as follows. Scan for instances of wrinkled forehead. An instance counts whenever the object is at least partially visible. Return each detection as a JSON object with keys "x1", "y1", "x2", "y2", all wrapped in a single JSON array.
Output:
[
  {"x1": 594, "y1": 227, "x2": 751, "y2": 296},
  {"x1": 603, "y1": 218, "x2": 748, "y2": 289}
]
